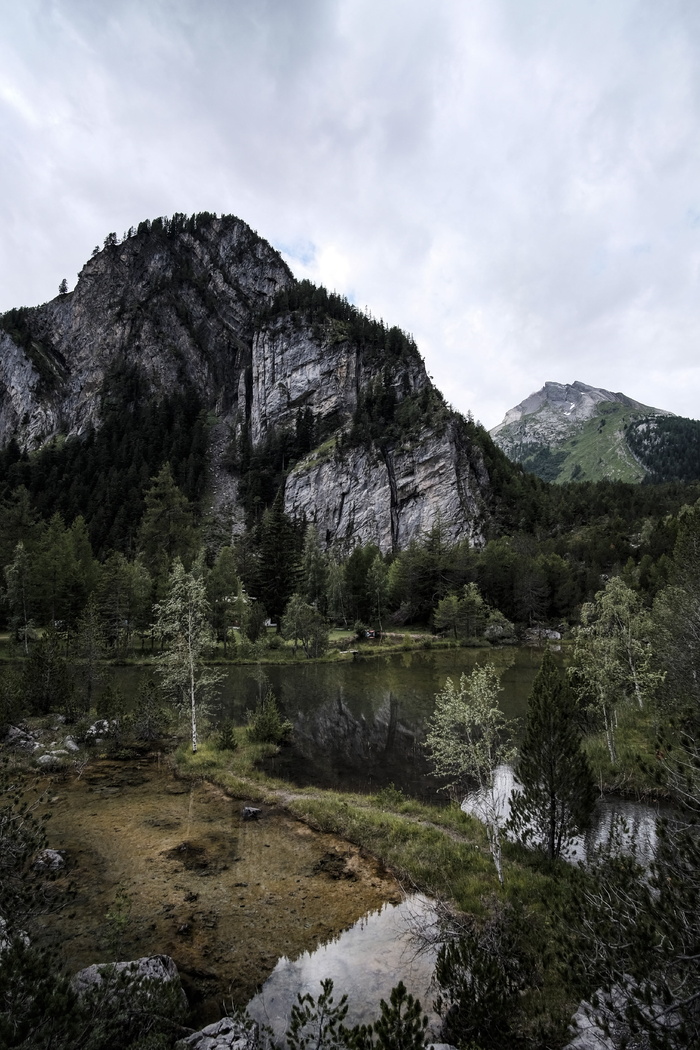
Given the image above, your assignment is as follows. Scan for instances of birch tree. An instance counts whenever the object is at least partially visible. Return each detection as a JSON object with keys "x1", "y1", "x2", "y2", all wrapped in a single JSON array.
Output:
[
  {"x1": 425, "y1": 664, "x2": 515, "y2": 883},
  {"x1": 154, "y1": 559, "x2": 220, "y2": 753}
]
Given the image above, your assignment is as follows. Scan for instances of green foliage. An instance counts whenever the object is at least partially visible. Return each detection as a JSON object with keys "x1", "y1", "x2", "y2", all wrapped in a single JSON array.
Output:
[
  {"x1": 283, "y1": 978, "x2": 427, "y2": 1050},
  {"x1": 23, "y1": 624, "x2": 74, "y2": 717},
  {"x1": 433, "y1": 583, "x2": 489, "y2": 641},
  {"x1": 560, "y1": 816, "x2": 700, "y2": 1049},
  {"x1": 508, "y1": 650, "x2": 596, "y2": 860},
  {"x1": 155, "y1": 559, "x2": 221, "y2": 753},
  {"x1": 282, "y1": 593, "x2": 329, "y2": 658},
  {"x1": 286, "y1": 978, "x2": 350, "y2": 1050},
  {"x1": 0, "y1": 360, "x2": 209, "y2": 558},
  {"x1": 369, "y1": 980, "x2": 428, "y2": 1050},
  {"x1": 435, "y1": 929, "x2": 521, "y2": 1049},
  {"x1": 246, "y1": 689, "x2": 292, "y2": 745},
  {"x1": 374, "y1": 782, "x2": 406, "y2": 809},
  {"x1": 425, "y1": 664, "x2": 515, "y2": 881},
  {"x1": 571, "y1": 575, "x2": 662, "y2": 763},
  {"x1": 131, "y1": 678, "x2": 171, "y2": 743},
  {"x1": 0, "y1": 665, "x2": 23, "y2": 734},
  {"x1": 217, "y1": 719, "x2": 239, "y2": 751},
  {"x1": 627, "y1": 414, "x2": 700, "y2": 483}
]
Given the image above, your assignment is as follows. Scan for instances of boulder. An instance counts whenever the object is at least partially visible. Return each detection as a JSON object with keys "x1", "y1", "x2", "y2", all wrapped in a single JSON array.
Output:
[
  {"x1": 33, "y1": 848, "x2": 66, "y2": 872},
  {"x1": 71, "y1": 954, "x2": 187, "y2": 1009},
  {"x1": 63, "y1": 736, "x2": 80, "y2": 752},
  {"x1": 242, "y1": 807, "x2": 261, "y2": 821},
  {"x1": 37, "y1": 750, "x2": 69, "y2": 765},
  {"x1": 176, "y1": 1017, "x2": 259, "y2": 1050},
  {"x1": 565, "y1": 982, "x2": 680, "y2": 1049},
  {"x1": 5, "y1": 725, "x2": 40, "y2": 751}
]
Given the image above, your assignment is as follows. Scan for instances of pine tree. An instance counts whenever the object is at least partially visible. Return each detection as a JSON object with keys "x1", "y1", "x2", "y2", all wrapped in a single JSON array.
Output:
[{"x1": 507, "y1": 649, "x2": 596, "y2": 860}]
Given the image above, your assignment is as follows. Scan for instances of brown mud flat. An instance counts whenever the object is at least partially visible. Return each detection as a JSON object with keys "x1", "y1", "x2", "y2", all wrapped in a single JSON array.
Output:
[{"x1": 35, "y1": 756, "x2": 402, "y2": 1026}]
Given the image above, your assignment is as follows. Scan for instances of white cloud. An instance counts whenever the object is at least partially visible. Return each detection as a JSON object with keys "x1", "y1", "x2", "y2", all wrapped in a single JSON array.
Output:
[{"x1": 1, "y1": 0, "x2": 700, "y2": 426}]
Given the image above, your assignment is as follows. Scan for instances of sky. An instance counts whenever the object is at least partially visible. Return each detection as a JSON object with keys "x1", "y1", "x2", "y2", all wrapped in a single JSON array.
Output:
[{"x1": 2, "y1": 0, "x2": 700, "y2": 429}]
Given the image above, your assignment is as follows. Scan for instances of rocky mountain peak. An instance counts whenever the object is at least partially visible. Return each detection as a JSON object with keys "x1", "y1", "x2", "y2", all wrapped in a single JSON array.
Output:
[
  {"x1": 0, "y1": 212, "x2": 502, "y2": 553},
  {"x1": 490, "y1": 380, "x2": 673, "y2": 483}
]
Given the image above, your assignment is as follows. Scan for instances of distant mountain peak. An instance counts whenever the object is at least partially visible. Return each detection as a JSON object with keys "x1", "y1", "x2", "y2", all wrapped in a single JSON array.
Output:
[
  {"x1": 492, "y1": 381, "x2": 666, "y2": 437},
  {"x1": 490, "y1": 381, "x2": 673, "y2": 483}
]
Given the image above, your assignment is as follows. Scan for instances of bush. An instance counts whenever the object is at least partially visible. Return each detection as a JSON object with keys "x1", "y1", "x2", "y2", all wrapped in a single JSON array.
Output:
[
  {"x1": 217, "y1": 720, "x2": 239, "y2": 751},
  {"x1": 246, "y1": 691, "x2": 292, "y2": 745}
]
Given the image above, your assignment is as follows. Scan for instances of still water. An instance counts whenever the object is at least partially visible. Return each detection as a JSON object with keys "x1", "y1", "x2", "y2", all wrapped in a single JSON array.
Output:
[
  {"x1": 101, "y1": 647, "x2": 663, "y2": 1028},
  {"x1": 115, "y1": 646, "x2": 543, "y2": 797},
  {"x1": 246, "y1": 895, "x2": 440, "y2": 1040}
]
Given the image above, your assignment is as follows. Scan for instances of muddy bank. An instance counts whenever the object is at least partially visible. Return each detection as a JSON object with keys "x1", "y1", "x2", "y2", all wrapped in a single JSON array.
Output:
[{"x1": 34, "y1": 754, "x2": 402, "y2": 1026}]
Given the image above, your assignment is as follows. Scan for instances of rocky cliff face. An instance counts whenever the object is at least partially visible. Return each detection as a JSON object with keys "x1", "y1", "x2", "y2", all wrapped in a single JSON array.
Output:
[
  {"x1": 0, "y1": 213, "x2": 496, "y2": 550},
  {"x1": 285, "y1": 420, "x2": 488, "y2": 552},
  {"x1": 0, "y1": 215, "x2": 293, "y2": 449}
]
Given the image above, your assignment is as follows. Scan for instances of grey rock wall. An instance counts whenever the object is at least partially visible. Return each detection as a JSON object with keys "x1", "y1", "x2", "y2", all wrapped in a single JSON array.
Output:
[{"x1": 284, "y1": 421, "x2": 487, "y2": 553}]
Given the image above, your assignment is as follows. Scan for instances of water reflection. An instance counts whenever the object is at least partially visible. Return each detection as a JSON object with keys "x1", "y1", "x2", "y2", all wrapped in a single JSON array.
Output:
[
  {"x1": 246, "y1": 895, "x2": 440, "y2": 1039},
  {"x1": 462, "y1": 765, "x2": 662, "y2": 864}
]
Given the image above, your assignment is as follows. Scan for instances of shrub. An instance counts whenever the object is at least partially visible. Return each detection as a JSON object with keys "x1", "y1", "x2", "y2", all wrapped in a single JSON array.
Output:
[{"x1": 246, "y1": 691, "x2": 292, "y2": 745}]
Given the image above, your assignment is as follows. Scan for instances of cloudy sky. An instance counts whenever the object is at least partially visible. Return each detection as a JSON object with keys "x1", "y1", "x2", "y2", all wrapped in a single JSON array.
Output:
[{"x1": 2, "y1": 0, "x2": 700, "y2": 428}]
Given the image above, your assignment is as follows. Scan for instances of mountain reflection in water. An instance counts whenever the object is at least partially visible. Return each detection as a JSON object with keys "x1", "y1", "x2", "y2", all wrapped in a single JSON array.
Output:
[{"x1": 246, "y1": 894, "x2": 440, "y2": 1039}]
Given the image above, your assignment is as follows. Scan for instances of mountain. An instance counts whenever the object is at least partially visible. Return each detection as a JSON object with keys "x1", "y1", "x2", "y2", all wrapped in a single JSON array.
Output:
[
  {"x1": 0, "y1": 212, "x2": 512, "y2": 554},
  {"x1": 489, "y1": 381, "x2": 674, "y2": 483}
]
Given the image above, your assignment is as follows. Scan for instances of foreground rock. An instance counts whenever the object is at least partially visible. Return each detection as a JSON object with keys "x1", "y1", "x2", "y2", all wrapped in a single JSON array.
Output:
[
  {"x1": 72, "y1": 954, "x2": 187, "y2": 1009},
  {"x1": 565, "y1": 982, "x2": 682, "y2": 1050},
  {"x1": 176, "y1": 1017, "x2": 259, "y2": 1050},
  {"x1": 33, "y1": 848, "x2": 66, "y2": 872}
]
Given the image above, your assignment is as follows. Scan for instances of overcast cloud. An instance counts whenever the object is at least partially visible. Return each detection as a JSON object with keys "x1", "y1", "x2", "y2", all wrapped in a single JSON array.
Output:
[{"x1": 2, "y1": 0, "x2": 700, "y2": 427}]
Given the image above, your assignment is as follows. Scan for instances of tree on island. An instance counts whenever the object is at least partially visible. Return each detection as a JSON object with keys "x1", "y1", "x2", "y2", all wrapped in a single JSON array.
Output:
[
  {"x1": 425, "y1": 664, "x2": 514, "y2": 883},
  {"x1": 507, "y1": 649, "x2": 596, "y2": 860}
]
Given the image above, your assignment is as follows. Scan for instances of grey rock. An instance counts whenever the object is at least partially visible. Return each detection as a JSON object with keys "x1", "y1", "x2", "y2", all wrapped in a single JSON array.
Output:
[
  {"x1": 37, "y1": 750, "x2": 69, "y2": 765},
  {"x1": 5, "y1": 725, "x2": 40, "y2": 751},
  {"x1": 242, "y1": 807, "x2": 261, "y2": 821},
  {"x1": 33, "y1": 848, "x2": 66, "y2": 871},
  {"x1": 565, "y1": 982, "x2": 680, "y2": 1050},
  {"x1": 63, "y1": 736, "x2": 80, "y2": 752},
  {"x1": 285, "y1": 420, "x2": 488, "y2": 554},
  {"x1": 72, "y1": 954, "x2": 187, "y2": 1008},
  {"x1": 176, "y1": 1017, "x2": 259, "y2": 1050}
]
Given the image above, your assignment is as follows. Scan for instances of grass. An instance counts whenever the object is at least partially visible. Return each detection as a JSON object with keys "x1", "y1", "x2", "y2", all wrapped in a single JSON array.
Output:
[
  {"x1": 173, "y1": 730, "x2": 564, "y2": 919},
  {"x1": 555, "y1": 404, "x2": 650, "y2": 484}
]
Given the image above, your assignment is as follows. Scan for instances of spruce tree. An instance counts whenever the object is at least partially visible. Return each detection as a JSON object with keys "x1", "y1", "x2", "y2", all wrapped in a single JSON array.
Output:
[{"x1": 507, "y1": 649, "x2": 596, "y2": 860}]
